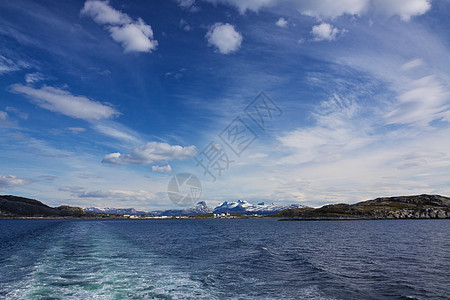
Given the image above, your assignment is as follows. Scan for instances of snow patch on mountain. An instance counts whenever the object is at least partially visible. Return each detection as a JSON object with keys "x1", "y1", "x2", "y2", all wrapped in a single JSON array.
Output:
[
  {"x1": 84, "y1": 207, "x2": 148, "y2": 215},
  {"x1": 159, "y1": 201, "x2": 212, "y2": 215},
  {"x1": 84, "y1": 200, "x2": 307, "y2": 216},
  {"x1": 213, "y1": 200, "x2": 308, "y2": 215}
]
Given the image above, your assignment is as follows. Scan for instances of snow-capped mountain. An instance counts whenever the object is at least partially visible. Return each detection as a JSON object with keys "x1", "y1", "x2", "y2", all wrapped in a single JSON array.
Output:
[
  {"x1": 159, "y1": 201, "x2": 212, "y2": 215},
  {"x1": 84, "y1": 207, "x2": 148, "y2": 215},
  {"x1": 84, "y1": 200, "x2": 307, "y2": 216},
  {"x1": 213, "y1": 200, "x2": 308, "y2": 215}
]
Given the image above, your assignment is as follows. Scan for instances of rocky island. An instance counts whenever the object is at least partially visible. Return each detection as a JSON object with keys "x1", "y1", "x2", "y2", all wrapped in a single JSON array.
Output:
[
  {"x1": 0, "y1": 195, "x2": 89, "y2": 218},
  {"x1": 275, "y1": 194, "x2": 450, "y2": 220}
]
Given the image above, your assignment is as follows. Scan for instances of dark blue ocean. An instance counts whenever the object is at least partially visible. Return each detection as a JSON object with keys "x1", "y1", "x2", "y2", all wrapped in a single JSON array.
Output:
[{"x1": 0, "y1": 219, "x2": 449, "y2": 299}]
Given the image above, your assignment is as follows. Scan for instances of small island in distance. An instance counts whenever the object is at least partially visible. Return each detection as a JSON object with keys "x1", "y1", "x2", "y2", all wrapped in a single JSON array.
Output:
[{"x1": 1, "y1": 194, "x2": 449, "y2": 220}]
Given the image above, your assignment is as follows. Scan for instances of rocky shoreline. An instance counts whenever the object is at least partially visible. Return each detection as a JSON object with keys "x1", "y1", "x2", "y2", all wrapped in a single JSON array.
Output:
[{"x1": 275, "y1": 194, "x2": 450, "y2": 220}]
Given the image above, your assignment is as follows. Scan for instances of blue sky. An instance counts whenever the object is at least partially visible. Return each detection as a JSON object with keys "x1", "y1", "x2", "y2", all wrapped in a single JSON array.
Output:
[{"x1": 1, "y1": 0, "x2": 450, "y2": 209}]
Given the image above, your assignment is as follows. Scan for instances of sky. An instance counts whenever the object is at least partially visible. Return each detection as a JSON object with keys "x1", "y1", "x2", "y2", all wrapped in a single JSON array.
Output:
[{"x1": 1, "y1": 0, "x2": 450, "y2": 210}]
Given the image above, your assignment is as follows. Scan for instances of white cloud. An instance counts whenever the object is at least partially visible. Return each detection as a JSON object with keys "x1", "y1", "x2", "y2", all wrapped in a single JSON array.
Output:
[
  {"x1": 372, "y1": 0, "x2": 431, "y2": 21},
  {"x1": 275, "y1": 17, "x2": 288, "y2": 27},
  {"x1": 5, "y1": 106, "x2": 28, "y2": 120},
  {"x1": 109, "y1": 18, "x2": 158, "y2": 53},
  {"x1": 165, "y1": 68, "x2": 187, "y2": 80},
  {"x1": 0, "y1": 55, "x2": 20, "y2": 74},
  {"x1": 176, "y1": 0, "x2": 200, "y2": 12},
  {"x1": 10, "y1": 84, "x2": 119, "y2": 121},
  {"x1": 0, "y1": 174, "x2": 31, "y2": 189},
  {"x1": 93, "y1": 123, "x2": 140, "y2": 142},
  {"x1": 204, "y1": 0, "x2": 367, "y2": 17},
  {"x1": 179, "y1": 19, "x2": 191, "y2": 31},
  {"x1": 0, "y1": 110, "x2": 16, "y2": 127},
  {"x1": 311, "y1": 23, "x2": 341, "y2": 41},
  {"x1": 203, "y1": 0, "x2": 430, "y2": 20},
  {"x1": 299, "y1": 0, "x2": 369, "y2": 19},
  {"x1": 273, "y1": 90, "x2": 450, "y2": 206},
  {"x1": 67, "y1": 127, "x2": 86, "y2": 134},
  {"x1": 0, "y1": 56, "x2": 31, "y2": 75},
  {"x1": 81, "y1": 0, "x2": 131, "y2": 24},
  {"x1": 60, "y1": 186, "x2": 154, "y2": 200},
  {"x1": 401, "y1": 58, "x2": 423, "y2": 71},
  {"x1": 278, "y1": 95, "x2": 373, "y2": 165},
  {"x1": 0, "y1": 111, "x2": 7, "y2": 121},
  {"x1": 204, "y1": 0, "x2": 276, "y2": 14},
  {"x1": 0, "y1": 110, "x2": 14, "y2": 127},
  {"x1": 152, "y1": 165, "x2": 172, "y2": 173},
  {"x1": 102, "y1": 142, "x2": 197, "y2": 165},
  {"x1": 81, "y1": 0, "x2": 157, "y2": 53},
  {"x1": 78, "y1": 190, "x2": 144, "y2": 199},
  {"x1": 39, "y1": 175, "x2": 58, "y2": 182},
  {"x1": 24, "y1": 72, "x2": 46, "y2": 84},
  {"x1": 177, "y1": 0, "x2": 195, "y2": 8},
  {"x1": 206, "y1": 23, "x2": 243, "y2": 54},
  {"x1": 385, "y1": 75, "x2": 449, "y2": 126},
  {"x1": 0, "y1": 55, "x2": 30, "y2": 75},
  {"x1": 333, "y1": 22, "x2": 450, "y2": 127},
  {"x1": 278, "y1": 127, "x2": 450, "y2": 206}
]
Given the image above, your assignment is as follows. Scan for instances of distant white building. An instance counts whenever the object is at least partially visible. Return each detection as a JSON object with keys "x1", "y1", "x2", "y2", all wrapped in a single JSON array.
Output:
[{"x1": 214, "y1": 212, "x2": 231, "y2": 218}]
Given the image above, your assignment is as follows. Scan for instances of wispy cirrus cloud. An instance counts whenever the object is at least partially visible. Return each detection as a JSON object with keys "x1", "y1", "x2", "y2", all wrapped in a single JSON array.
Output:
[
  {"x1": 8, "y1": 83, "x2": 147, "y2": 150},
  {"x1": 0, "y1": 110, "x2": 16, "y2": 127},
  {"x1": 0, "y1": 111, "x2": 7, "y2": 121},
  {"x1": 401, "y1": 58, "x2": 423, "y2": 71},
  {"x1": 332, "y1": 26, "x2": 450, "y2": 129},
  {"x1": 0, "y1": 55, "x2": 20, "y2": 74},
  {"x1": 385, "y1": 75, "x2": 449, "y2": 127},
  {"x1": 59, "y1": 186, "x2": 155, "y2": 201},
  {"x1": 24, "y1": 72, "x2": 46, "y2": 84},
  {"x1": 272, "y1": 92, "x2": 450, "y2": 206},
  {"x1": 203, "y1": 0, "x2": 431, "y2": 20},
  {"x1": 38, "y1": 175, "x2": 58, "y2": 182},
  {"x1": 81, "y1": 0, "x2": 158, "y2": 53},
  {"x1": 6, "y1": 106, "x2": 28, "y2": 120},
  {"x1": 0, "y1": 55, "x2": 30, "y2": 74},
  {"x1": 67, "y1": 127, "x2": 86, "y2": 134},
  {"x1": 93, "y1": 122, "x2": 142, "y2": 143},
  {"x1": 9, "y1": 84, "x2": 119, "y2": 121},
  {"x1": 203, "y1": 0, "x2": 277, "y2": 14},
  {"x1": 278, "y1": 95, "x2": 374, "y2": 165}
]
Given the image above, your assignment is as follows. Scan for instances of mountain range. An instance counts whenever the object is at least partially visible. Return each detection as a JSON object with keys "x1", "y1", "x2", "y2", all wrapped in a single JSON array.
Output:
[
  {"x1": 212, "y1": 200, "x2": 308, "y2": 215},
  {"x1": 84, "y1": 200, "x2": 308, "y2": 216},
  {"x1": 2, "y1": 194, "x2": 449, "y2": 219}
]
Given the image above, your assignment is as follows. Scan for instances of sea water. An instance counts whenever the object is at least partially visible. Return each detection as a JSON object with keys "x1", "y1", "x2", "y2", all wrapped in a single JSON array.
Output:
[{"x1": 0, "y1": 219, "x2": 449, "y2": 299}]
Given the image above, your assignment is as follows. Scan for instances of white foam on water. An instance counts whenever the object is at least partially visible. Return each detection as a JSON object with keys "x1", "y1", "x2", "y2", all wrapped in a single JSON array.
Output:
[
  {"x1": 301, "y1": 286, "x2": 337, "y2": 300},
  {"x1": 4, "y1": 221, "x2": 218, "y2": 299}
]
